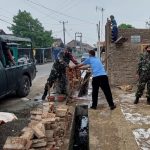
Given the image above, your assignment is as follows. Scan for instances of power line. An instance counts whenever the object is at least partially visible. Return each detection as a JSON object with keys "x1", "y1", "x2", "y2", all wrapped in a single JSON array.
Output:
[
  {"x1": 0, "y1": 14, "x2": 11, "y2": 20},
  {"x1": 0, "y1": 7, "x2": 14, "y2": 15},
  {"x1": 23, "y1": 0, "x2": 60, "y2": 22},
  {"x1": 60, "y1": 0, "x2": 81, "y2": 12},
  {"x1": 52, "y1": 29, "x2": 63, "y2": 34},
  {"x1": 65, "y1": 29, "x2": 74, "y2": 39},
  {"x1": 55, "y1": 0, "x2": 72, "y2": 11},
  {"x1": 27, "y1": 0, "x2": 95, "y2": 24},
  {"x1": 0, "y1": 18, "x2": 12, "y2": 25}
]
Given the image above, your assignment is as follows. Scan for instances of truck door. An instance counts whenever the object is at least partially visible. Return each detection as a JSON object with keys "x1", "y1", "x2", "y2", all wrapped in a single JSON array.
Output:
[
  {"x1": 0, "y1": 61, "x2": 7, "y2": 95},
  {"x1": 5, "y1": 65, "x2": 19, "y2": 91}
]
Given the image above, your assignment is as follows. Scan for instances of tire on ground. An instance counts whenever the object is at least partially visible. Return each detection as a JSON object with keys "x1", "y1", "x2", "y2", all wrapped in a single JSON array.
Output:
[{"x1": 17, "y1": 75, "x2": 30, "y2": 97}]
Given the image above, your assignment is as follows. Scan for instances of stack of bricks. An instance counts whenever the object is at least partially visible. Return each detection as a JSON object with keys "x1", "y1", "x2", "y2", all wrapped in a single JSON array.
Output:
[
  {"x1": 3, "y1": 102, "x2": 73, "y2": 150},
  {"x1": 66, "y1": 68, "x2": 81, "y2": 93}
]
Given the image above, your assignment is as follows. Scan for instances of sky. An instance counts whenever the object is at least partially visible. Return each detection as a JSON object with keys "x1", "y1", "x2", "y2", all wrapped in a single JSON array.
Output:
[{"x1": 0, "y1": 0, "x2": 150, "y2": 46}]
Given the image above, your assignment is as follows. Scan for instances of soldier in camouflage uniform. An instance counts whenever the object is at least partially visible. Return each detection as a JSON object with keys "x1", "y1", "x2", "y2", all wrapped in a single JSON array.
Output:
[
  {"x1": 42, "y1": 47, "x2": 78, "y2": 100},
  {"x1": 134, "y1": 45, "x2": 150, "y2": 104}
]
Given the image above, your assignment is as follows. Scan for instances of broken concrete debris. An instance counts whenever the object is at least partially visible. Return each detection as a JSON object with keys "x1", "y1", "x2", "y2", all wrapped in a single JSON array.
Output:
[
  {"x1": 0, "y1": 112, "x2": 18, "y2": 124},
  {"x1": 3, "y1": 102, "x2": 73, "y2": 150}
]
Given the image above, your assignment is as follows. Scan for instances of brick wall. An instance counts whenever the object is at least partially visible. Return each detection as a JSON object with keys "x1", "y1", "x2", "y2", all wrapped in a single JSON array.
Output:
[
  {"x1": 105, "y1": 28, "x2": 150, "y2": 86},
  {"x1": 106, "y1": 43, "x2": 141, "y2": 86},
  {"x1": 119, "y1": 29, "x2": 150, "y2": 44}
]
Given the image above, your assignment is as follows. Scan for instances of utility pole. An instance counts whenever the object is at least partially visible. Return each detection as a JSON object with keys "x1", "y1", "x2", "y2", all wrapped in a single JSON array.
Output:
[
  {"x1": 96, "y1": 6, "x2": 105, "y2": 42},
  {"x1": 96, "y1": 6, "x2": 105, "y2": 58},
  {"x1": 28, "y1": 22, "x2": 32, "y2": 41},
  {"x1": 75, "y1": 32, "x2": 82, "y2": 51},
  {"x1": 96, "y1": 21, "x2": 100, "y2": 58},
  {"x1": 27, "y1": 22, "x2": 32, "y2": 59},
  {"x1": 60, "y1": 21, "x2": 68, "y2": 45}
]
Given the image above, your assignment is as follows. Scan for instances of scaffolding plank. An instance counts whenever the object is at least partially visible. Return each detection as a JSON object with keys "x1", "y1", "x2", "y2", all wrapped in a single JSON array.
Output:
[{"x1": 115, "y1": 36, "x2": 128, "y2": 44}]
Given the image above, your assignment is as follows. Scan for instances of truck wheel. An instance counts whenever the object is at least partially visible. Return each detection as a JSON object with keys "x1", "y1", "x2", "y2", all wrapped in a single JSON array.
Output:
[{"x1": 17, "y1": 75, "x2": 30, "y2": 97}]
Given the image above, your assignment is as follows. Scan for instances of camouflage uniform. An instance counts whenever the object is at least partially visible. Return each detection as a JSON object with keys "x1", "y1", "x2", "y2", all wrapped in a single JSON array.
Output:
[
  {"x1": 42, "y1": 49, "x2": 78, "y2": 100},
  {"x1": 135, "y1": 51, "x2": 150, "y2": 102}
]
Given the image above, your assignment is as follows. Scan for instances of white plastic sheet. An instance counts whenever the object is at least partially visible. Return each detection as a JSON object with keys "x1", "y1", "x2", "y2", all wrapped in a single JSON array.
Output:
[{"x1": 0, "y1": 112, "x2": 18, "y2": 124}]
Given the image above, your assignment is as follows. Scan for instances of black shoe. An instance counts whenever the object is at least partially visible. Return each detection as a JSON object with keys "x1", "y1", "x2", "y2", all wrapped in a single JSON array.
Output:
[
  {"x1": 90, "y1": 106, "x2": 97, "y2": 110},
  {"x1": 134, "y1": 97, "x2": 139, "y2": 104},
  {"x1": 42, "y1": 94, "x2": 46, "y2": 100},
  {"x1": 110, "y1": 105, "x2": 116, "y2": 110}
]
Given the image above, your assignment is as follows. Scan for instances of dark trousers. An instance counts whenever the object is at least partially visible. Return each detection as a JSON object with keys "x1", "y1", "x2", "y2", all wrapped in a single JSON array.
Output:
[
  {"x1": 92, "y1": 75, "x2": 115, "y2": 108},
  {"x1": 135, "y1": 77, "x2": 150, "y2": 99},
  {"x1": 112, "y1": 26, "x2": 118, "y2": 42}
]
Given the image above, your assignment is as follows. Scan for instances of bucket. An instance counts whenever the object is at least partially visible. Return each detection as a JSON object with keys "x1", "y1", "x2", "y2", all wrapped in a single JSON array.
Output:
[
  {"x1": 57, "y1": 95, "x2": 66, "y2": 102},
  {"x1": 47, "y1": 96, "x2": 55, "y2": 102}
]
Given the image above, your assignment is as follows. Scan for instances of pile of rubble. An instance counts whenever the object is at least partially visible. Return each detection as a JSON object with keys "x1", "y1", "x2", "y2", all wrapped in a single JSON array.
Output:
[{"x1": 3, "y1": 102, "x2": 73, "y2": 150}]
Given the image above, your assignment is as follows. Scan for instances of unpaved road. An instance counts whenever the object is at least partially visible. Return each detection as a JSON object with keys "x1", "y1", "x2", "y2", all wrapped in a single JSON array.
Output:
[{"x1": 89, "y1": 88, "x2": 150, "y2": 150}]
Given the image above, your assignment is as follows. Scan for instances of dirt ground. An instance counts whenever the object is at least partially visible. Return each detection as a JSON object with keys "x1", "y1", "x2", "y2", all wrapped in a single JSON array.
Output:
[
  {"x1": 89, "y1": 87, "x2": 150, "y2": 150},
  {"x1": 0, "y1": 75, "x2": 150, "y2": 150}
]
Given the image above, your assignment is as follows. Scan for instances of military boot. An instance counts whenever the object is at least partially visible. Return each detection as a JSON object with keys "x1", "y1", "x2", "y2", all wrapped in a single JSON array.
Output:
[
  {"x1": 134, "y1": 97, "x2": 139, "y2": 104},
  {"x1": 147, "y1": 98, "x2": 150, "y2": 105},
  {"x1": 42, "y1": 90, "x2": 48, "y2": 100}
]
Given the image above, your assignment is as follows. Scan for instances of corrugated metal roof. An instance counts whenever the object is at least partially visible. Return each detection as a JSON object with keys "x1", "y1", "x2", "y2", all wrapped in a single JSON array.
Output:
[{"x1": 0, "y1": 35, "x2": 31, "y2": 42}]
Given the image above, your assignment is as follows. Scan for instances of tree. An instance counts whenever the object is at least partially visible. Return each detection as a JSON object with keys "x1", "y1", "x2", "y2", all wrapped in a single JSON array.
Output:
[
  {"x1": 118, "y1": 23, "x2": 135, "y2": 29},
  {"x1": 8, "y1": 10, "x2": 53, "y2": 47}
]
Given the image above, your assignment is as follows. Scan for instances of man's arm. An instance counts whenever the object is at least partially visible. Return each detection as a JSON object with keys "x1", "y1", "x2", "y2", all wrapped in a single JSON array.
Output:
[
  {"x1": 76, "y1": 63, "x2": 84, "y2": 68},
  {"x1": 68, "y1": 52, "x2": 79, "y2": 65},
  {"x1": 7, "y1": 49, "x2": 15, "y2": 65}
]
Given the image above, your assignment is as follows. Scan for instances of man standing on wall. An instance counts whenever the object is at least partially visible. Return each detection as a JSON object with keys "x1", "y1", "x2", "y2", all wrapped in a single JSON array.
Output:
[
  {"x1": 134, "y1": 45, "x2": 150, "y2": 105},
  {"x1": 110, "y1": 15, "x2": 118, "y2": 42}
]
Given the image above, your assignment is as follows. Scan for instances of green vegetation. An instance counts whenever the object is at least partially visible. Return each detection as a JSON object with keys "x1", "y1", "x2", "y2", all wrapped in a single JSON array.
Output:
[
  {"x1": 8, "y1": 10, "x2": 53, "y2": 47},
  {"x1": 118, "y1": 23, "x2": 135, "y2": 29}
]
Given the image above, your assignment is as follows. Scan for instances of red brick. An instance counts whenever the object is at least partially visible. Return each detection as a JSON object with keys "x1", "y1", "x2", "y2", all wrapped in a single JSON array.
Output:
[{"x1": 3, "y1": 136, "x2": 27, "y2": 150}]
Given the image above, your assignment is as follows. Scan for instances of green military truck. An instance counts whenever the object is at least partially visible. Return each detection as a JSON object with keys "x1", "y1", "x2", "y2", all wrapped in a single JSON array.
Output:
[{"x1": 0, "y1": 35, "x2": 36, "y2": 98}]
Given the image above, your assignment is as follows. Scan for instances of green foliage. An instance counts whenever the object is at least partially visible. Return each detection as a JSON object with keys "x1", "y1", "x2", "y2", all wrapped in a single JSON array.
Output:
[
  {"x1": 118, "y1": 23, "x2": 135, "y2": 29},
  {"x1": 8, "y1": 10, "x2": 53, "y2": 47}
]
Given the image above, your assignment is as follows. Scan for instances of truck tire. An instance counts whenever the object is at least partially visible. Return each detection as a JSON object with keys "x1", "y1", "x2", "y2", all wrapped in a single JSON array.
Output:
[{"x1": 17, "y1": 75, "x2": 30, "y2": 97}]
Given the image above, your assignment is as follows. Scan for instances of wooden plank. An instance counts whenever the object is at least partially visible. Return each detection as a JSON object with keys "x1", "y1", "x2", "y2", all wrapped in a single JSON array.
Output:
[{"x1": 115, "y1": 36, "x2": 128, "y2": 44}]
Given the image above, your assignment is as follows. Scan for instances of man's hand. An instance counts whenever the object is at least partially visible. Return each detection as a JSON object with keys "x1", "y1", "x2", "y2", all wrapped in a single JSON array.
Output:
[
  {"x1": 80, "y1": 65, "x2": 90, "y2": 70},
  {"x1": 69, "y1": 65, "x2": 77, "y2": 69}
]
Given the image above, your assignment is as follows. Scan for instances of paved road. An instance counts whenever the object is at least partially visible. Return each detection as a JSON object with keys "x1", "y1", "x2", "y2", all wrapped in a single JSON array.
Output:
[
  {"x1": 0, "y1": 62, "x2": 55, "y2": 149},
  {"x1": 0, "y1": 59, "x2": 80, "y2": 111},
  {"x1": 0, "y1": 62, "x2": 53, "y2": 111},
  {"x1": 35, "y1": 57, "x2": 80, "y2": 80},
  {"x1": 35, "y1": 62, "x2": 53, "y2": 80}
]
